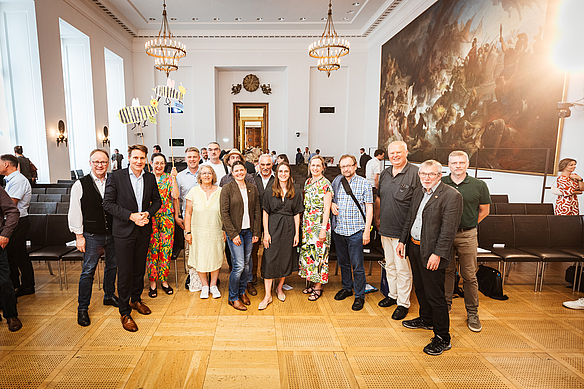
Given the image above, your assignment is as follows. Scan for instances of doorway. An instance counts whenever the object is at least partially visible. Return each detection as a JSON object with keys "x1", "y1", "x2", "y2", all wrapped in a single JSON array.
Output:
[{"x1": 233, "y1": 103, "x2": 268, "y2": 151}]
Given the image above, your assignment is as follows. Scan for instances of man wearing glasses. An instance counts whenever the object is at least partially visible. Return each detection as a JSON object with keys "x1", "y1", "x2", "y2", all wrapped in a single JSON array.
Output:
[
  {"x1": 331, "y1": 154, "x2": 373, "y2": 311},
  {"x1": 397, "y1": 160, "x2": 462, "y2": 355},
  {"x1": 68, "y1": 149, "x2": 119, "y2": 327}
]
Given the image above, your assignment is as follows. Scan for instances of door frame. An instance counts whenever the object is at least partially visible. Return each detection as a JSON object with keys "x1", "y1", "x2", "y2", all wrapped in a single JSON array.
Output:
[{"x1": 233, "y1": 102, "x2": 268, "y2": 151}]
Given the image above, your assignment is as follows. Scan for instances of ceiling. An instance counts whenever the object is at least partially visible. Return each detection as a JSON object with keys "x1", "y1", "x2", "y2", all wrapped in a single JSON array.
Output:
[{"x1": 93, "y1": 0, "x2": 406, "y2": 37}]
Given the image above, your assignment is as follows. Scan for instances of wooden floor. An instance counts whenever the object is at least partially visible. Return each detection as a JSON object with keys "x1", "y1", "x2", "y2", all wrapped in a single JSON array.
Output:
[{"x1": 1, "y1": 257, "x2": 583, "y2": 389}]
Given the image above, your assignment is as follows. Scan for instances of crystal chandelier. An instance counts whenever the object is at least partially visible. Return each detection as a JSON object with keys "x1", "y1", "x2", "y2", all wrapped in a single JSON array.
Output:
[
  {"x1": 308, "y1": 0, "x2": 350, "y2": 77},
  {"x1": 145, "y1": 0, "x2": 186, "y2": 77}
]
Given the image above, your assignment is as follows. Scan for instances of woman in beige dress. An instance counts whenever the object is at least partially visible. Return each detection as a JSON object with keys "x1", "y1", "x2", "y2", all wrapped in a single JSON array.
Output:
[{"x1": 184, "y1": 165, "x2": 224, "y2": 299}]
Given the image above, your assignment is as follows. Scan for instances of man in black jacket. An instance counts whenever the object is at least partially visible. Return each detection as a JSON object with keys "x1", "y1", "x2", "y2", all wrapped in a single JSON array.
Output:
[
  {"x1": 103, "y1": 145, "x2": 161, "y2": 332},
  {"x1": 0, "y1": 185, "x2": 21, "y2": 331}
]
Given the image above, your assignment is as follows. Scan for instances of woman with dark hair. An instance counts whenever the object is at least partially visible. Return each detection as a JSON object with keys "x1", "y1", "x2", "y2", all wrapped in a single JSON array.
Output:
[
  {"x1": 147, "y1": 153, "x2": 178, "y2": 297},
  {"x1": 555, "y1": 158, "x2": 584, "y2": 215},
  {"x1": 220, "y1": 161, "x2": 261, "y2": 311},
  {"x1": 272, "y1": 154, "x2": 289, "y2": 172},
  {"x1": 259, "y1": 162, "x2": 304, "y2": 309}
]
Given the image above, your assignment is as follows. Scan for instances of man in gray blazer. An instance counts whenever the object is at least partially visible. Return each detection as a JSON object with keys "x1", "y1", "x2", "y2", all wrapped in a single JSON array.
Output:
[{"x1": 396, "y1": 159, "x2": 463, "y2": 356}]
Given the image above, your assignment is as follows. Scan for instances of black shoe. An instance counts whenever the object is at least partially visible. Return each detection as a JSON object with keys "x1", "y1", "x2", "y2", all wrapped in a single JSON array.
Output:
[
  {"x1": 352, "y1": 297, "x2": 365, "y2": 311},
  {"x1": 77, "y1": 310, "x2": 90, "y2": 327},
  {"x1": 378, "y1": 296, "x2": 397, "y2": 307},
  {"x1": 402, "y1": 317, "x2": 433, "y2": 330},
  {"x1": 103, "y1": 296, "x2": 119, "y2": 307},
  {"x1": 185, "y1": 274, "x2": 191, "y2": 289},
  {"x1": 391, "y1": 306, "x2": 409, "y2": 320},
  {"x1": 423, "y1": 335, "x2": 452, "y2": 356},
  {"x1": 15, "y1": 287, "x2": 35, "y2": 298},
  {"x1": 334, "y1": 289, "x2": 353, "y2": 301}
]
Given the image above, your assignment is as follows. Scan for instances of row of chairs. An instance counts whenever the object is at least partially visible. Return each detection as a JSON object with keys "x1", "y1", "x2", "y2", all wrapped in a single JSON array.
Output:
[
  {"x1": 29, "y1": 202, "x2": 69, "y2": 215},
  {"x1": 32, "y1": 187, "x2": 71, "y2": 195},
  {"x1": 31, "y1": 194, "x2": 70, "y2": 203},
  {"x1": 490, "y1": 203, "x2": 554, "y2": 215},
  {"x1": 478, "y1": 214, "x2": 584, "y2": 291}
]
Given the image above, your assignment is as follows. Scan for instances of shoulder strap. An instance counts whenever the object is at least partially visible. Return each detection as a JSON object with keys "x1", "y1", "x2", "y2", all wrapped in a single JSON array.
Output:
[{"x1": 341, "y1": 176, "x2": 366, "y2": 222}]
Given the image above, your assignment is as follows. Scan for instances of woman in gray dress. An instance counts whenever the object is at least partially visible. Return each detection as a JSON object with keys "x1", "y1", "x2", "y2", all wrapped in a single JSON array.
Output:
[{"x1": 259, "y1": 162, "x2": 304, "y2": 310}]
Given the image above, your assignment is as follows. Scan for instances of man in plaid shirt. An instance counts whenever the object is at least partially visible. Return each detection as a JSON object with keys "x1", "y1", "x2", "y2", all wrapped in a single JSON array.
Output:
[{"x1": 331, "y1": 154, "x2": 373, "y2": 311}]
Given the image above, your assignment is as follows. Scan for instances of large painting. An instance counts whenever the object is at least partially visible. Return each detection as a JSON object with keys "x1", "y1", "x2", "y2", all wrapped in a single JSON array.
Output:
[{"x1": 378, "y1": 0, "x2": 564, "y2": 174}]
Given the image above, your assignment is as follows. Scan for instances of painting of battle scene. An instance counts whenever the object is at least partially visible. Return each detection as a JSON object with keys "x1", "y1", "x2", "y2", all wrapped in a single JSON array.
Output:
[{"x1": 378, "y1": 0, "x2": 564, "y2": 174}]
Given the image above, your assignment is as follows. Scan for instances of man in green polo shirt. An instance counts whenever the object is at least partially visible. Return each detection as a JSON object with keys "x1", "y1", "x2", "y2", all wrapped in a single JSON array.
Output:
[{"x1": 441, "y1": 150, "x2": 491, "y2": 332}]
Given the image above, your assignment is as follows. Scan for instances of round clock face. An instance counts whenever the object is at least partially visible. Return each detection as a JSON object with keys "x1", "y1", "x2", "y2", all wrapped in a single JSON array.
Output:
[{"x1": 243, "y1": 74, "x2": 260, "y2": 92}]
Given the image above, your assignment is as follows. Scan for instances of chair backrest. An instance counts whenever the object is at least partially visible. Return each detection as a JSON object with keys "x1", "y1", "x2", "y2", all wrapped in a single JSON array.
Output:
[
  {"x1": 71, "y1": 170, "x2": 77, "y2": 180},
  {"x1": 525, "y1": 203, "x2": 554, "y2": 215},
  {"x1": 76, "y1": 169, "x2": 84, "y2": 178},
  {"x1": 37, "y1": 194, "x2": 62, "y2": 202},
  {"x1": 28, "y1": 202, "x2": 57, "y2": 214},
  {"x1": 26, "y1": 214, "x2": 47, "y2": 246},
  {"x1": 478, "y1": 215, "x2": 515, "y2": 248},
  {"x1": 548, "y1": 215, "x2": 582, "y2": 248},
  {"x1": 31, "y1": 194, "x2": 38, "y2": 202},
  {"x1": 32, "y1": 187, "x2": 46, "y2": 194},
  {"x1": 513, "y1": 215, "x2": 549, "y2": 248},
  {"x1": 61, "y1": 194, "x2": 70, "y2": 202},
  {"x1": 46, "y1": 187, "x2": 68, "y2": 194},
  {"x1": 47, "y1": 214, "x2": 75, "y2": 246},
  {"x1": 494, "y1": 203, "x2": 526, "y2": 215},
  {"x1": 56, "y1": 202, "x2": 70, "y2": 214},
  {"x1": 490, "y1": 194, "x2": 509, "y2": 203}
]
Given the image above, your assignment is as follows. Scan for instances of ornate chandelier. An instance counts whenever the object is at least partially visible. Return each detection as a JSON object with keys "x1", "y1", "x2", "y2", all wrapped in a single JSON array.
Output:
[
  {"x1": 145, "y1": 0, "x2": 186, "y2": 77},
  {"x1": 308, "y1": 0, "x2": 350, "y2": 77}
]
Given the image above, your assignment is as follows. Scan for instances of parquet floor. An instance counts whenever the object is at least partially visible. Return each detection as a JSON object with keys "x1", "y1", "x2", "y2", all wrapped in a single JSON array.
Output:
[{"x1": 1, "y1": 257, "x2": 583, "y2": 389}]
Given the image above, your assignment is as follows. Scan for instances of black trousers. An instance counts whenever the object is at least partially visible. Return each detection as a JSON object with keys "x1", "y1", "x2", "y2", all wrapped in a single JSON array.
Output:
[
  {"x1": 408, "y1": 241, "x2": 450, "y2": 342},
  {"x1": 7, "y1": 216, "x2": 34, "y2": 290},
  {"x1": 114, "y1": 227, "x2": 150, "y2": 316}
]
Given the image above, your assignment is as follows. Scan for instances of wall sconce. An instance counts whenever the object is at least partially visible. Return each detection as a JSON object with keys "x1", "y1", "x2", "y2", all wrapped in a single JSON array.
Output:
[
  {"x1": 102, "y1": 126, "x2": 110, "y2": 146},
  {"x1": 56, "y1": 120, "x2": 68, "y2": 147}
]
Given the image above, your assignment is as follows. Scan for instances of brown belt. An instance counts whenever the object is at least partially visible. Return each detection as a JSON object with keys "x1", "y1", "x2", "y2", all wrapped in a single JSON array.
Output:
[{"x1": 410, "y1": 236, "x2": 420, "y2": 245}]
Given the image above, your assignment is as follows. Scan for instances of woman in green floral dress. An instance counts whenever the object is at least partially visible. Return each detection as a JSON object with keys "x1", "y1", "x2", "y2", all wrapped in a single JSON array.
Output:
[{"x1": 299, "y1": 156, "x2": 333, "y2": 301}]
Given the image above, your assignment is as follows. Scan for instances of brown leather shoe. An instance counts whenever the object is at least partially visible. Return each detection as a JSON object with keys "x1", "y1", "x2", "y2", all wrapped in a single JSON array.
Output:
[
  {"x1": 129, "y1": 301, "x2": 152, "y2": 315},
  {"x1": 121, "y1": 315, "x2": 138, "y2": 332},
  {"x1": 228, "y1": 299, "x2": 247, "y2": 311},
  {"x1": 7, "y1": 317, "x2": 22, "y2": 332},
  {"x1": 240, "y1": 293, "x2": 251, "y2": 305},
  {"x1": 247, "y1": 282, "x2": 257, "y2": 296}
]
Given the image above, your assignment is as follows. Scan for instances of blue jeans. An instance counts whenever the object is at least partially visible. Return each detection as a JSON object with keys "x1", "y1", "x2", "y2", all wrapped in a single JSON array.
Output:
[
  {"x1": 78, "y1": 232, "x2": 117, "y2": 311},
  {"x1": 0, "y1": 246, "x2": 17, "y2": 319},
  {"x1": 332, "y1": 230, "x2": 366, "y2": 298},
  {"x1": 227, "y1": 229, "x2": 253, "y2": 301}
]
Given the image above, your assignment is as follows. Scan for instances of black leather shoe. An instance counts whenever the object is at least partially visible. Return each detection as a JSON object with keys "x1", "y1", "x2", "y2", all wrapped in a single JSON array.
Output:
[
  {"x1": 392, "y1": 306, "x2": 409, "y2": 320},
  {"x1": 352, "y1": 297, "x2": 365, "y2": 311},
  {"x1": 15, "y1": 287, "x2": 35, "y2": 298},
  {"x1": 423, "y1": 335, "x2": 452, "y2": 356},
  {"x1": 77, "y1": 310, "x2": 90, "y2": 327},
  {"x1": 378, "y1": 296, "x2": 397, "y2": 307},
  {"x1": 103, "y1": 296, "x2": 119, "y2": 307},
  {"x1": 185, "y1": 274, "x2": 191, "y2": 289},
  {"x1": 402, "y1": 317, "x2": 433, "y2": 330},
  {"x1": 7, "y1": 317, "x2": 22, "y2": 332},
  {"x1": 334, "y1": 289, "x2": 353, "y2": 301}
]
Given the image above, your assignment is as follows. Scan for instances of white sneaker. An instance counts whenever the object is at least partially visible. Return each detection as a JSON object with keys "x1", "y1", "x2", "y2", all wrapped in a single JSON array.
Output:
[
  {"x1": 200, "y1": 286, "x2": 209, "y2": 299},
  {"x1": 210, "y1": 285, "x2": 221, "y2": 299},
  {"x1": 563, "y1": 297, "x2": 584, "y2": 309}
]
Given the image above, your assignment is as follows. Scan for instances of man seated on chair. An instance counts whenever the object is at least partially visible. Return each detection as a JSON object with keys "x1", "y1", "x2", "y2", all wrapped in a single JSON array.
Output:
[{"x1": 68, "y1": 149, "x2": 119, "y2": 327}]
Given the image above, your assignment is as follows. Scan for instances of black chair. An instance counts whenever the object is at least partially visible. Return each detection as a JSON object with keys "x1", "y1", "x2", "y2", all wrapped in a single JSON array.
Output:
[
  {"x1": 25, "y1": 215, "x2": 52, "y2": 276},
  {"x1": 478, "y1": 215, "x2": 540, "y2": 288},
  {"x1": 525, "y1": 203, "x2": 554, "y2": 215},
  {"x1": 61, "y1": 194, "x2": 70, "y2": 202},
  {"x1": 31, "y1": 194, "x2": 38, "y2": 202},
  {"x1": 494, "y1": 203, "x2": 526, "y2": 215},
  {"x1": 56, "y1": 202, "x2": 70, "y2": 214},
  {"x1": 58, "y1": 179, "x2": 75, "y2": 184},
  {"x1": 513, "y1": 215, "x2": 578, "y2": 291},
  {"x1": 29, "y1": 202, "x2": 57, "y2": 214},
  {"x1": 71, "y1": 170, "x2": 77, "y2": 180},
  {"x1": 37, "y1": 194, "x2": 62, "y2": 202},
  {"x1": 76, "y1": 169, "x2": 84, "y2": 178},
  {"x1": 46, "y1": 188, "x2": 68, "y2": 194},
  {"x1": 548, "y1": 215, "x2": 584, "y2": 291},
  {"x1": 490, "y1": 194, "x2": 509, "y2": 203},
  {"x1": 32, "y1": 187, "x2": 46, "y2": 194}
]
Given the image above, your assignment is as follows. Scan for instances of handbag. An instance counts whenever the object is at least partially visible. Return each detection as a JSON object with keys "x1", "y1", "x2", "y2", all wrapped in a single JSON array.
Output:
[
  {"x1": 476, "y1": 265, "x2": 508, "y2": 300},
  {"x1": 550, "y1": 180, "x2": 561, "y2": 196}
]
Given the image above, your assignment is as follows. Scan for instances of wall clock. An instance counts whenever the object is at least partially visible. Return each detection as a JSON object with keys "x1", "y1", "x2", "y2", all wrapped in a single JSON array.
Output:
[{"x1": 242, "y1": 74, "x2": 260, "y2": 92}]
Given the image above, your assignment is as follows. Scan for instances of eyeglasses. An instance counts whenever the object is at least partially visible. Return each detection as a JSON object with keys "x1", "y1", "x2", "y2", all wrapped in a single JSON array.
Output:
[
  {"x1": 200, "y1": 172, "x2": 213, "y2": 176},
  {"x1": 449, "y1": 162, "x2": 467, "y2": 166},
  {"x1": 418, "y1": 172, "x2": 440, "y2": 178},
  {"x1": 339, "y1": 164, "x2": 355, "y2": 170},
  {"x1": 91, "y1": 161, "x2": 108, "y2": 166}
]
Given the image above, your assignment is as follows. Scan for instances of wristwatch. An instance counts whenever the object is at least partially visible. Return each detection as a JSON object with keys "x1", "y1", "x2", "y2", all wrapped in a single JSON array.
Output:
[{"x1": 185, "y1": 231, "x2": 192, "y2": 235}]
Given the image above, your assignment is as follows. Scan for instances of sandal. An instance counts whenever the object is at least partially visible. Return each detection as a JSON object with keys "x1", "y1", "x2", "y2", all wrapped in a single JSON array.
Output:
[
  {"x1": 302, "y1": 286, "x2": 314, "y2": 294},
  {"x1": 148, "y1": 287, "x2": 157, "y2": 298},
  {"x1": 161, "y1": 284, "x2": 174, "y2": 295},
  {"x1": 308, "y1": 289, "x2": 323, "y2": 301}
]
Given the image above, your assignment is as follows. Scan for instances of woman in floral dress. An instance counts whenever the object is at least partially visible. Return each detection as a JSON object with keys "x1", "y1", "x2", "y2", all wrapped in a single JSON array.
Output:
[
  {"x1": 299, "y1": 156, "x2": 333, "y2": 301},
  {"x1": 555, "y1": 158, "x2": 584, "y2": 215},
  {"x1": 147, "y1": 153, "x2": 178, "y2": 297}
]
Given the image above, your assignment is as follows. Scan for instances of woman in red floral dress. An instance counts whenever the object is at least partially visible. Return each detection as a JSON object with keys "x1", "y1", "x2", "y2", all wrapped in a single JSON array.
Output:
[{"x1": 555, "y1": 158, "x2": 584, "y2": 215}]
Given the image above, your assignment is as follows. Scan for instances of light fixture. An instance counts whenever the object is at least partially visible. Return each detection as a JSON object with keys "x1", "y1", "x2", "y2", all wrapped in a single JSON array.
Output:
[
  {"x1": 257, "y1": 17, "x2": 263, "y2": 21},
  {"x1": 278, "y1": 17, "x2": 285, "y2": 21},
  {"x1": 300, "y1": 17, "x2": 307, "y2": 21},
  {"x1": 309, "y1": 0, "x2": 350, "y2": 77},
  {"x1": 145, "y1": 0, "x2": 187, "y2": 78},
  {"x1": 214, "y1": 17, "x2": 220, "y2": 21},
  {"x1": 235, "y1": 17, "x2": 242, "y2": 21},
  {"x1": 192, "y1": 17, "x2": 198, "y2": 21},
  {"x1": 347, "y1": 10, "x2": 354, "y2": 13},
  {"x1": 56, "y1": 120, "x2": 67, "y2": 147},
  {"x1": 102, "y1": 126, "x2": 110, "y2": 146},
  {"x1": 352, "y1": 2, "x2": 360, "y2": 5}
]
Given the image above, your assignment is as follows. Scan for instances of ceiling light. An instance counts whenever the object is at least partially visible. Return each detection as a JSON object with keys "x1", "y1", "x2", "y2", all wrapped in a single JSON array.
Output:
[
  {"x1": 343, "y1": 17, "x2": 349, "y2": 20},
  {"x1": 352, "y1": 2, "x2": 360, "y2": 5},
  {"x1": 192, "y1": 17, "x2": 198, "y2": 21},
  {"x1": 300, "y1": 17, "x2": 307, "y2": 21},
  {"x1": 170, "y1": 17, "x2": 177, "y2": 21},
  {"x1": 278, "y1": 17, "x2": 285, "y2": 21},
  {"x1": 321, "y1": 17, "x2": 327, "y2": 21},
  {"x1": 214, "y1": 17, "x2": 220, "y2": 21},
  {"x1": 145, "y1": 0, "x2": 186, "y2": 78},
  {"x1": 257, "y1": 17, "x2": 263, "y2": 21},
  {"x1": 309, "y1": 0, "x2": 350, "y2": 77},
  {"x1": 235, "y1": 17, "x2": 242, "y2": 21},
  {"x1": 149, "y1": 18, "x2": 156, "y2": 21},
  {"x1": 347, "y1": 10, "x2": 354, "y2": 14}
]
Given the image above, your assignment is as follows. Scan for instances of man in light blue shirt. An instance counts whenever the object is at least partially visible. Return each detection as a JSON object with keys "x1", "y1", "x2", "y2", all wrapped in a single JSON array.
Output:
[{"x1": 0, "y1": 154, "x2": 34, "y2": 297}]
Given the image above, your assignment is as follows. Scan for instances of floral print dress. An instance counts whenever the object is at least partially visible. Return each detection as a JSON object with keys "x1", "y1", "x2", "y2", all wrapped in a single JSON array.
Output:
[
  {"x1": 299, "y1": 177, "x2": 333, "y2": 284},
  {"x1": 147, "y1": 173, "x2": 175, "y2": 281},
  {"x1": 555, "y1": 175, "x2": 580, "y2": 215}
]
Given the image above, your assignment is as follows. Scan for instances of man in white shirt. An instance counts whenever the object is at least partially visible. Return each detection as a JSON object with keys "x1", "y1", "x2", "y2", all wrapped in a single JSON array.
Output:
[
  {"x1": 68, "y1": 149, "x2": 118, "y2": 327},
  {"x1": 176, "y1": 147, "x2": 201, "y2": 230},
  {"x1": 0, "y1": 154, "x2": 33, "y2": 297},
  {"x1": 202, "y1": 142, "x2": 228, "y2": 184},
  {"x1": 365, "y1": 149, "x2": 385, "y2": 199}
]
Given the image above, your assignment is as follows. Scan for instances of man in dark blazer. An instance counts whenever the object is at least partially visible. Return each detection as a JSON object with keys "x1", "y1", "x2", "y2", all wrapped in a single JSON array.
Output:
[
  {"x1": 103, "y1": 144, "x2": 161, "y2": 332},
  {"x1": 396, "y1": 159, "x2": 463, "y2": 356}
]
